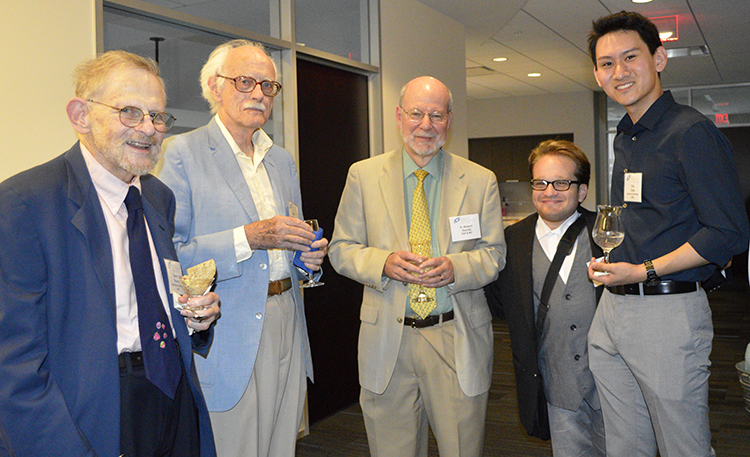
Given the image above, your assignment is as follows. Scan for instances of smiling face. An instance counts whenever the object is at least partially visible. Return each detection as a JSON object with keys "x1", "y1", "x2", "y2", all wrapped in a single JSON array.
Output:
[
  {"x1": 532, "y1": 154, "x2": 588, "y2": 229},
  {"x1": 211, "y1": 46, "x2": 276, "y2": 134},
  {"x1": 593, "y1": 30, "x2": 667, "y2": 124},
  {"x1": 85, "y1": 66, "x2": 166, "y2": 182},
  {"x1": 396, "y1": 77, "x2": 452, "y2": 166}
]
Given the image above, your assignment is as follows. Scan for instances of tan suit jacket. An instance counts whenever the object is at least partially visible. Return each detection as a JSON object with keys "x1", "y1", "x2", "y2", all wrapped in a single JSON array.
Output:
[{"x1": 329, "y1": 149, "x2": 506, "y2": 396}]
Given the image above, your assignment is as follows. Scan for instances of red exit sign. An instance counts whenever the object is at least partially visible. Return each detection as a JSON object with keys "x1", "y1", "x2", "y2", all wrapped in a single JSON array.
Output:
[{"x1": 715, "y1": 113, "x2": 729, "y2": 124}]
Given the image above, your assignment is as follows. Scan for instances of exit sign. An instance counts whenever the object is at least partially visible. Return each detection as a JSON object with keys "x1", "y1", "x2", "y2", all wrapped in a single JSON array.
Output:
[{"x1": 715, "y1": 113, "x2": 729, "y2": 125}]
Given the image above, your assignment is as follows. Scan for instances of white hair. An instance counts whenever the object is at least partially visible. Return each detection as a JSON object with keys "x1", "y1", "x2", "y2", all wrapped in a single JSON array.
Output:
[{"x1": 200, "y1": 40, "x2": 278, "y2": 114}]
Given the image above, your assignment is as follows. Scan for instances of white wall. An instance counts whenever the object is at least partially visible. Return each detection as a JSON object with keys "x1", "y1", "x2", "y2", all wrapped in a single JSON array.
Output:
[
  {"x1": 1, "y1": 1, "x2": 97, "y2": 182},
  {"x1": 379, "y1": 0, "x2": 467, "y2": 157},
  {"x1": 467, "y1": 91, "x2": 598, "y2": 207}
]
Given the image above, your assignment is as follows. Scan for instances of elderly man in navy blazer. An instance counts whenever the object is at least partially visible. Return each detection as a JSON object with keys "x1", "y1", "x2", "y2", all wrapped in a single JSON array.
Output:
[
  {"x1": 0, "y1": 51, "x2": 219, "y2": 456},
  {"x1": 159, "y1": 40, "x2": 327, "y2": 457}
]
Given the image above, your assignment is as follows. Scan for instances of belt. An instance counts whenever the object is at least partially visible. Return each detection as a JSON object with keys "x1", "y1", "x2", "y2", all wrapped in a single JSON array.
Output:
[
  {"x1": 404, "y1": 310, "x2": 454, "y2": 328},
  {"x1": 268, "y1": 277, "x2": 292, "y2": 296},
  {"x1": 607, "y1": 280, "x2": 701, "y2": 296},
  {"x1": 118, "y1": 351, "x2": 144, "y2": 370}
]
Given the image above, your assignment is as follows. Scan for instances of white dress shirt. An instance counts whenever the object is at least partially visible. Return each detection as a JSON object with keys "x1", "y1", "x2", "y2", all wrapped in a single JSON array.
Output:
[
  {"x1": 216, "y1": 115, "x2": 288, "y2": 281},
  {"x1": 535, "y1": 211, "x2": 582, "y2": 284}
]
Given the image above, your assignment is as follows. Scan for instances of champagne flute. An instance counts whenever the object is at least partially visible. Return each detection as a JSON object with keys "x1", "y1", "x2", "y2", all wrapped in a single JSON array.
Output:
[
  {"x1": 592, "y1": 205, "x2": 624, "y2": 263},
  {"x1": 407, "y1": 240, "x2": 435, "y2": 306},
  {"x1": 294, "y1": 219, "x2": 324, "y2": 288}
]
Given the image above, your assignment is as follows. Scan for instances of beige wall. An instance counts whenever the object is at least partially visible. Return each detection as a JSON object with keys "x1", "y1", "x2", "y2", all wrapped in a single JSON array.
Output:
[
  {"x1": 1, "y1": 1, "x2": 97, "y2": 182},
  {"x1": 467, "y1": 91, "x2": 598, "y2": 208},
  {"x1": 379, "y1": 0, "x2": 467, "y2": 158}
]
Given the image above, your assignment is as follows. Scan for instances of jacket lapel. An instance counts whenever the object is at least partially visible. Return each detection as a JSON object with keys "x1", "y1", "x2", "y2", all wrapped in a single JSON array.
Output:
[
  {"x1": 378, "y1": 151, "x2": 408, "y2": 250},
  {"x1": 66, "y1": 144, "x2": 117, "y2": 318},
  {"x1": 438, "y1": 152, "x2": 468, "y2": 255},
  {"x1": 206, "y1": 119, "x2": 261, "y2": 222}
]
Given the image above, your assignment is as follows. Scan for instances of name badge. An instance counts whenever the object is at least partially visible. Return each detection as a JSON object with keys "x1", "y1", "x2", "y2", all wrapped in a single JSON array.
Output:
[
  {"x1": 164, "y1": 259, "x2": 185, "y2": 295},
  {"x1": 288, "y1": 201, "x2": 299, "y2": 219},
  {"x1": 624, "y1": 172, "x2": 642, "y2": 203},
  {"x1": 449, "y1": 214, "x2": 481, "y2": 242}
]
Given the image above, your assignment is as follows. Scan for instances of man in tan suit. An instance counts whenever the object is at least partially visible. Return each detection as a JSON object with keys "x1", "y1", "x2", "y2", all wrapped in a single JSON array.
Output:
[{"x1": 328, "y1": 76, "x2": 506, "y2": 457}]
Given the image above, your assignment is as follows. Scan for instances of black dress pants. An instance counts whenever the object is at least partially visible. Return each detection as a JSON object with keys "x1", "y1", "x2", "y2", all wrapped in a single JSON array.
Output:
[{"x1": 119, "y1": 352, "x2": 201, "y2": 457}]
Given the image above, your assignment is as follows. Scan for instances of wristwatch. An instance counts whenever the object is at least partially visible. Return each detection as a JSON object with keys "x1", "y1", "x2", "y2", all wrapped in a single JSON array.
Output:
[{"x1": 644, "y1": 259, "x2": 659, "y2": 284}]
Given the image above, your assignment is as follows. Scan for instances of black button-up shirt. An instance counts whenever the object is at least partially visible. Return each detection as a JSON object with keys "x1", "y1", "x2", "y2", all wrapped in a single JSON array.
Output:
[{"x1": 610, "y1": 91, "x2": 749, "y2": 282}]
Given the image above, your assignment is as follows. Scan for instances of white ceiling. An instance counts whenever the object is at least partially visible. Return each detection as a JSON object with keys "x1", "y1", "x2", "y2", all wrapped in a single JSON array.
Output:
[{"x1": 417, "y1": 0, "x2": 750, "y2": 100}]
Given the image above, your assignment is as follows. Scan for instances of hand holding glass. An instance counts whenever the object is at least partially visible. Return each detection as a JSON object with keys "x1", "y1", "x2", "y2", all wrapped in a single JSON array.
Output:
[
  {"x1": 293, "y1": 219, "x2": 324, "y2": 288},
  {"x1": 592, "y1": 205, "x2": 624, "y2": 263}
]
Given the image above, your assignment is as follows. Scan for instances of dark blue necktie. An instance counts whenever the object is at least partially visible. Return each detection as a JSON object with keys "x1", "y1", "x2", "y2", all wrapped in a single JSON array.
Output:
[{"x1": 125, "y1": 186, "x2": 181, "y2": 399}]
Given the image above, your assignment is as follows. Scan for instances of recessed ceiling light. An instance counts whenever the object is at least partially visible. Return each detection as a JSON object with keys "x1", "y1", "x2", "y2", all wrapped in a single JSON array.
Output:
[
  {"x1": 528, "y1": 73, "x2": 541, "y2": 77},
  {"x1": 659, "y1": 31, "x2": 673, "y2": 40},
  {"x1": 632, "y1": 0, "x2": 652, "y2": 3},
  {"x1": 493, "y1": 57, "x2": 507, "y2": 62}
]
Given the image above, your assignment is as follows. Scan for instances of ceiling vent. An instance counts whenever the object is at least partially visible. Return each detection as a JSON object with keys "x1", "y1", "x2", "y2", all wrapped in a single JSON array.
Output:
[{"x1": 666, "y1": 45, "x2": 710, "y2": 58}]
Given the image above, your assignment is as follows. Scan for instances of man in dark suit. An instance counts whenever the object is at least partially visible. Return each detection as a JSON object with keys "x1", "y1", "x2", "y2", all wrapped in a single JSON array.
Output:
[
  {"x1": 485, "y1": 140, "x2": 605, "y2": 456},
  {"x1": 0, "y1": 50, "x2": 219, "y2": 456}
]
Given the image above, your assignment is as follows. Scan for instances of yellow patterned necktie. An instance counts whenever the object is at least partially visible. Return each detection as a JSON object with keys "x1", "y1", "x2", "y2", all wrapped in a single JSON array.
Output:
[{"x1": 408, "y1": 169, "x2": 437, "y2": 318}]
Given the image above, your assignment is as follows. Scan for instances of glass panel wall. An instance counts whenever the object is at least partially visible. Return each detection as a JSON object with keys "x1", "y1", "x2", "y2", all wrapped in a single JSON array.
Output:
[
  {"x1": 295, "y1": 0, "x2": 369, "y2": 63},
  {"x1": 103, "y1": 5, "x2": 284, "y2": 142}
]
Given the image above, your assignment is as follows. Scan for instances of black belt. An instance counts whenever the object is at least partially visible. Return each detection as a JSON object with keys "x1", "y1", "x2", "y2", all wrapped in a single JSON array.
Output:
[
  {"x1": 607, "y1": 280, "x2": 700, "y2": 296},
  {"x1": 268, "y1": 277, "x2": 292, "y2": 296},
  {"x1": 119, "y1": 351, "x2": 144, "y2": 370},
  {"x1": 404, "y1": 310, "x2": 454, "y2": 328}
]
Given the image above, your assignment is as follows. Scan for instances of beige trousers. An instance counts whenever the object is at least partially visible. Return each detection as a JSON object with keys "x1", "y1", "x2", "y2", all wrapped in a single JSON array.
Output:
[
  {"x1": 360, "y1": 320, "x2": 488, "y2": 457},
  {"x1": 209, "y1": 289, "x2": 306, "y2": 457}
]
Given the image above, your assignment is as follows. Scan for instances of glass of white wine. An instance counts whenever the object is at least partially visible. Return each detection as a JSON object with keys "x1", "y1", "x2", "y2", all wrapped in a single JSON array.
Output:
[
  {"x1": 592, "y1": 205, "x2": 624, "y2": 263},
  {"x1": 407, "y1": 240, "x2": 435, "y2": 306}
]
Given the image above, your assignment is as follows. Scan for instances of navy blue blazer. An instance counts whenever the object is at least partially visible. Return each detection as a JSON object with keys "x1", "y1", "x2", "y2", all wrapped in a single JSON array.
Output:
[{"x1": 0, "y1": 143, "x2": 215, "y2": 456}]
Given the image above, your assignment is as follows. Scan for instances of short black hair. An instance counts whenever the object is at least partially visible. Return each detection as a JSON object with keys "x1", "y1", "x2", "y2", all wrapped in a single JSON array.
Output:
[{"x1": 588, "y1": 11, "x2": 662, "y2": 66}]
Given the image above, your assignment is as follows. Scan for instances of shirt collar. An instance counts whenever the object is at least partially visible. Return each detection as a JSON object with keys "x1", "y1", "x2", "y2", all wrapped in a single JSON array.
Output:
[
  {"x1": 535, "y1": 209, "x2": 581, "y2": 241},
  {"x1": 80, "y1": 142, "x2": 139, "y2": 215},
  {"x1": 617, "y1": 90, "x2": 675, "y2": 135},
  {"x1": 215, "y1": 114, "x2": 274, "y2": 164},
  {"x1": 402, "y1": 147, "x2": 443, "y2": 181}
]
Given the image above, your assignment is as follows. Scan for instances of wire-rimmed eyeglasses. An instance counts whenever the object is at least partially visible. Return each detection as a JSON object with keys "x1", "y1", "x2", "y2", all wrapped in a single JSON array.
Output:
[
  {"x1": 217, "y1": 75, "x2": 282, "y2": 97},
  {"x1": 530, "y1": 179, "x2": 581, "y2": 191},
  {"x1": 87, "y1": 99, "x2": 176, "y2": 133},
  {"x1": 399, "y1": 106, "x2": 450, "y2": 125}
]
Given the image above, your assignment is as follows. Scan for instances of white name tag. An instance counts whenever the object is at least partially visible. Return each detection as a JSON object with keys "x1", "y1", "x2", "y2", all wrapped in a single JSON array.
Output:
[
  {"x1": 164, "y1": 259, "x2": 185, "y2": 296},
  {"x1": 624, "y1": 172, "x2": 642, "y2": 203},
  {"x1": 449, "y1": 214, "x2": 481, "y2": 242},
  {"x1": 288, "y1": 201, "x2": 299, "y2": 219}
]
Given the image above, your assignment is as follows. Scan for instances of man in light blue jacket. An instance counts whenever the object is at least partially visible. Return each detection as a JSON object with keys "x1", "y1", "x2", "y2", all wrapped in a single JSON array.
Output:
[{"x1": 159, "y1": 40, "x2": 327, "y2": 457}]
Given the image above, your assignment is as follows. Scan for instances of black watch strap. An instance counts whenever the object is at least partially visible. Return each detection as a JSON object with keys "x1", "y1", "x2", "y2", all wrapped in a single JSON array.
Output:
[{"x1": 644, "y1": 259, "x2": 659, "y2": 283}]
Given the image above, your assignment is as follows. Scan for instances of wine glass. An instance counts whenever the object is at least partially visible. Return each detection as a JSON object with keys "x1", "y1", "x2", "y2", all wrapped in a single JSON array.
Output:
[
  {"x1": 592, "y1": 205, "x2": 624, "y2": 263},
  {"x1": 407, "y1": 240, "x2": 435, "y2": 306},
  {"x1": 294, "y1": 219, "x2": 324, "y2": 288}
]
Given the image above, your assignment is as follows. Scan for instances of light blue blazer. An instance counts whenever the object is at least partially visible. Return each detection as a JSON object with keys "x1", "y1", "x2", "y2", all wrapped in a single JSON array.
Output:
[{"x1": 159, "y1": 118, "x2": 314, "y2": 411}]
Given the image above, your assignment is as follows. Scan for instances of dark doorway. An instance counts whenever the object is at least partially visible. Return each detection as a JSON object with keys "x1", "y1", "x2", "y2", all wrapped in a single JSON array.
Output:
[{"x1": 296, "y1": 57, "x2": 369, "y2": 424}]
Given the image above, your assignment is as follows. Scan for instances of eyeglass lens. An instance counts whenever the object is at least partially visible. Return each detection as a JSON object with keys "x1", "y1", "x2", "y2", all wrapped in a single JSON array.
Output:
[
  {"x1": 401, "y1": 107, "x2": 449, "y2": 124},
  {"x1": 222, "y1": 75, "x2": 282, "y2": 96},
  {"x1": 531, "y1": 179, "x2": 575, "y2": 191},
  {"x1": 119, "y1": 107, "x2": 175, "y2": 132}
]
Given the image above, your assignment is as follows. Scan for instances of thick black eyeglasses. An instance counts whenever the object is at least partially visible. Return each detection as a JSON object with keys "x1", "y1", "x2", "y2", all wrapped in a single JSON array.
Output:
[
  {"x1": 399, "y1": 106, "x2": 450, "y2": 124},
  {"x1": 217, "y1": 75, "x2": 282, "y2": 97},
  {"x1": 87, "y1": 100, "x2": 176, "y2": 133},
  {"x1": 530, "y1": 179, "x2": 581, "y2": 191}
]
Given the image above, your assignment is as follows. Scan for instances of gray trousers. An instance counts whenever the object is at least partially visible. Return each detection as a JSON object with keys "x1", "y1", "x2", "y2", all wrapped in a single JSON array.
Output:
[{"x1": 588, "y1": 289, "x2": 715, "y2": 457}]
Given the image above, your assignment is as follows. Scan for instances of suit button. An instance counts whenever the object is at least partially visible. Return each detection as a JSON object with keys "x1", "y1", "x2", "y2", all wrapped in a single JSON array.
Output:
[
  {"x1": 570, "y1": 324, "x2": 577, "y2": 331},
  {"x1": 565, "y1": 294, "x2": 572, "y2": 300},
  {"x1": 256, "y1": 313, "x2": 263, "y2": 319},
  {"x1": 574, "y1": 354, "x2": 581, "y2": 361},
  {"x1": 397, "y1": 317, "x2": 403, "y2": 323},
  {"x1": 260, "y1": 263, "x2": 268, "y2": 270}
]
